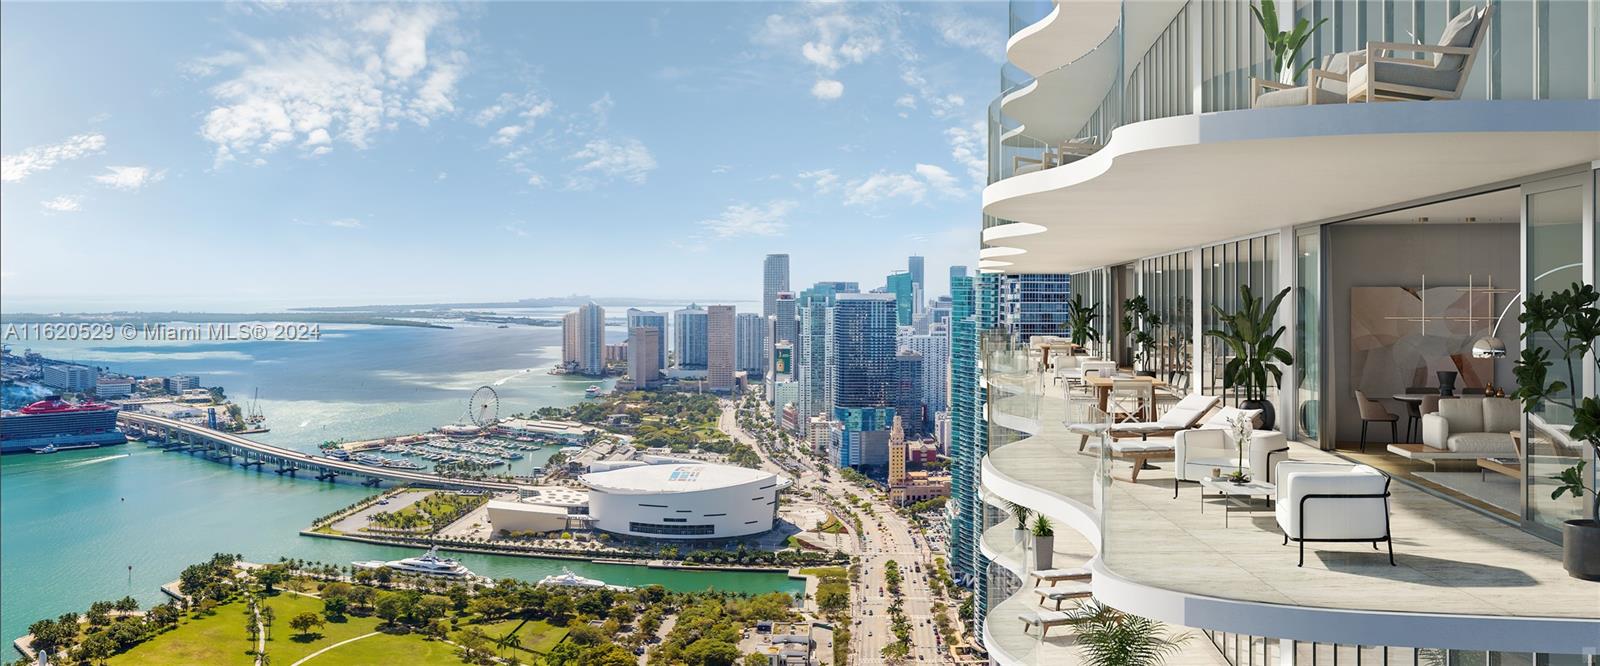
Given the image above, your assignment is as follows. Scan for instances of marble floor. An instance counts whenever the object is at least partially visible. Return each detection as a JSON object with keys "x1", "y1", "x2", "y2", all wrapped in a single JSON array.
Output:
[{"x1": 983, "y1": 381, "x2": 1598, "y2": 620}]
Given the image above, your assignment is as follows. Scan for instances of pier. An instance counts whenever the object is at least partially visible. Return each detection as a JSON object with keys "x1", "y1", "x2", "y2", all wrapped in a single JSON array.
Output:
[{"x1": 117, "y1": 412, "x2": 522, "y2": 492}]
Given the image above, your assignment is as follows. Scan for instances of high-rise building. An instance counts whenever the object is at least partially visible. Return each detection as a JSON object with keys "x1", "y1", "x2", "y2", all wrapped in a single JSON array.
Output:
[
  {"x1": 948, "y1": 265, "x2": 967, "y2": 282},
  {"x1": 42, "y1": 365, "x2": 98, "y2": 392},
  {"x1": 828, "y1": 293, "x2": 897, "y2": 475},
  {"x1": 626, "y1": 309, "x2": 668, "y2": 371},
  {"x1": 735, "y1": 312, "x2": 764, "y2": 373},
  {"x1": 893, "y1": 349, "x2": 924, "y2": 438},
  {"x1": 887, "y1": 415, "x2": 907, "y2": 505},
  {"x1": 806, "y1": 414, "x2": 835, "y2": 455},
  {"x1": 761, "y1": 254, "x2": 790, "y2": 376},
  {"x1": 794, "y1": 281, "x2": 859, "y2": 433},
  {"x1": 705, "y1": 305, "x2": 736, "y2": 392},
  {"x1": 772, "y1": 291, "x2": 797, "y2": 348},
  {"x1": 946, "y1": 274, "x2": 981, "y2": 593},
  {"x1": 885, "y1": 271, "x2": 916, "y2": 327},
  {"x1": 998, "y1": 273, "x2": 1072, "y2": 342},
  {"x1": 908, "y1": 255, "x2": 925, "y2": 303},
  {"x1": 561, "y1": 303, "x2": 606, "y2": 376},
  {"x1": 672, "y1": 304, "x2": 707, "y2": 369},
  {"x1": 626, "y1": 327, "x2": 662, "y2": 389},
  {"x1": 901, "y1": 328, "x2": 948, "y2": 433}
]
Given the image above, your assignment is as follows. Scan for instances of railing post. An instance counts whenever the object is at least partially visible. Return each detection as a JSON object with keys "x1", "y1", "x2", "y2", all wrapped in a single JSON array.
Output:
[{"x1": 1280, "y1": 639, "x2": 1298, "y2": 666}]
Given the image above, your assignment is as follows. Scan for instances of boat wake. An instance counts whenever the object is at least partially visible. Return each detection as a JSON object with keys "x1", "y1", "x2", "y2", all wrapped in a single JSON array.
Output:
[{"x1": 63, "y1": 454, "x2": 129, "y2": 468}]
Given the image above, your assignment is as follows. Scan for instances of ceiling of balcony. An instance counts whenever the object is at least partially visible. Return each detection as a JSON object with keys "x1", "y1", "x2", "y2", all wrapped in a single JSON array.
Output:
[
  {"x1": 1005, "y1": 1, "x2": 1122, "y2": 78},
  {"x1": 981, "y1": 101, "x2": 1600, "y2": 274}
]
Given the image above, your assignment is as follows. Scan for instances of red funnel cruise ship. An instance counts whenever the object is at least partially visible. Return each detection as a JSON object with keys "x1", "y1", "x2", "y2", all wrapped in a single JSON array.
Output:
[{"x1": 0, "y1": 396, "x2": 125, "y2": 454}]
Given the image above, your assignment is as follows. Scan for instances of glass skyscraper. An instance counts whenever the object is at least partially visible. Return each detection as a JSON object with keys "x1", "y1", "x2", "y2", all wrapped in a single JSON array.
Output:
[
  {"x1": 998, "y1": 273, "x2": 1071, "y2": 342},
  {"x1": 626, "y1": 308, "x2": 668, "y2": 370},
  {"x1": 886, "y1": 270, "x2": 915, "y2": 326},
  {"x1": 827, "y1": 293, "x2": 897, "y2": 475},
  {"x1": 672, "y1": 304, "x2": 707, "y2": 369}
]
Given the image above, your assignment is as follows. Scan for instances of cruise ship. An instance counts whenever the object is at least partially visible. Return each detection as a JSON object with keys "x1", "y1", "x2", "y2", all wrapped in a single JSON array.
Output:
[
  {"x1": 352, "y1": 547, "x2": 486, "y2": 581},
  {"x1": 0, "y1": 397, "x2": 125, "y2": 454}
]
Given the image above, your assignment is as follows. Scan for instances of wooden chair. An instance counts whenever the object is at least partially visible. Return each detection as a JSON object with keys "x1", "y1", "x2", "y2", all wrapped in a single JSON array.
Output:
[
  {"x1": 1345, "y1": 5, "x2": 1491, "y2": 103},
  {"x1": 1354, "y1": 390, "x2": 1399, "y2": 452}
]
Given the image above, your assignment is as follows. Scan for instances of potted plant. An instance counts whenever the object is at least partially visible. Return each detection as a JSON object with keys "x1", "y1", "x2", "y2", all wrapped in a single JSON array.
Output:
[
  {"x1": 1250, "y1": 1, "x2": 1327, "y2": 85},
  {"x1": 1225, "y1": 414, "x2": 1254, "y2": 484},
  {"x1": 1066, "y1": 293, "x2": 1102, "y2": 356},
  {"x1": 1510, "y1": 282, "x2": 1600, "y2": 581},
  {"x1": 1030, "y1": 515, "x2": 1055, "y2": 571},
  {"x1": 1066, "y1": 601, "x2": 1192, "y2": 666},
  {"x1": 1005, "y1": 500, "x2": 1032, "y2": 547},
  {"x1": 1205, "y1": 285, "x2": 1294, "y2": 430},
  {"x1": 1121, "y1": 295, "x2": 1163, "y2": 377}
]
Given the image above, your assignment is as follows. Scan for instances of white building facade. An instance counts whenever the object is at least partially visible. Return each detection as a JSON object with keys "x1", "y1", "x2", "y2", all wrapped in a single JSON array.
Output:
[{"x1": 580, "y1": 463, "x2": 791, "y2": 539}]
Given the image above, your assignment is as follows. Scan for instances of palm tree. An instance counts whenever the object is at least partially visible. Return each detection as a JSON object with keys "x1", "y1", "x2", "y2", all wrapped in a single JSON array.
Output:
[{"x1": 1067, "y1": 602, "x2": 1191, "y2": 666}]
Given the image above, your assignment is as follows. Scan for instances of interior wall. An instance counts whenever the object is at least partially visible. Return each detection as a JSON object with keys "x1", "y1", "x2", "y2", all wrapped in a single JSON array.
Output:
[{"x1": 1328, "y1": 222, "x2": 1519, "y2": 444}]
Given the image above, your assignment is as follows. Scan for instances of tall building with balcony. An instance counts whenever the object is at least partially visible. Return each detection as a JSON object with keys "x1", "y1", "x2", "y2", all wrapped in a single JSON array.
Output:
[
  {"x1": 672, "y1": 304, "x2": 707, "y2": 369},
  {"x1": 626, "y1": 308, "x2": 668, "y2": 371},
  {"x1": 43, "y1": 365, "x2": 98, "y2": 392},
  {"x1": 705, "y1": 305, "x2": 736, "y2": 393},
  {"x1": 827, "y1": 293, "x2": 897, "y2": 475},
  {"x1": 998, "y1": 273, "x2": 1070, "y2": 342},
  {"x1": 560, "y1": 303, "x2": 605, "y2": 376},
  {"x1": 735, "y1": 312, "x2": 764, "y2": 374},
  {"x1": 971, "y1": 1, "x2": 1600, "y2": 664}
]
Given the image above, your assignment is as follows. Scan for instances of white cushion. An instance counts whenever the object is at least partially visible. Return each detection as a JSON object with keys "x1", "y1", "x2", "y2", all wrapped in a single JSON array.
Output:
[
  {"x1": 1200, "y1": 406, "x2": 1262, "y2": 430},
  {"x1": 1482, "y1": 397, "x2": 1520, "y2": 433},
  {"x1": 1446, "y1": 432, "x2": 1517, "y2": 454},
  {"x1": 1437, "y1": 398, "x2": 1485, "y2": 433},
  {"x1": 1433, "y1": 6, "x2": 1481, "y2": 70}
]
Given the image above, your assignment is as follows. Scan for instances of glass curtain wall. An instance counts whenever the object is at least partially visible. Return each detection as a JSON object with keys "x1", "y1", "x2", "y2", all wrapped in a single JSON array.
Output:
[
  {"x1": 1201, "y1": 235, "x2": 1280, "y2": 406},
  {"x1": 1522, "y1": 173, "x2": 1593, "y2": 532},
  {"x1": 1138, "y1": 252, "x2": 1194, "y2": 391},
  {"x1": 1295, "y1": 228, "x2": 1324, "y2": 444},
  {"x1": 1069, "y1": 268, "x2": 1111, "y2": 358}
]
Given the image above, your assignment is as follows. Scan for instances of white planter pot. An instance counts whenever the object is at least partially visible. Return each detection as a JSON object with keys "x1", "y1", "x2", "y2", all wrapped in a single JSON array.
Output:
[{"x1": 1013, "y1": 528, "x2": 1028, "y2": 547}]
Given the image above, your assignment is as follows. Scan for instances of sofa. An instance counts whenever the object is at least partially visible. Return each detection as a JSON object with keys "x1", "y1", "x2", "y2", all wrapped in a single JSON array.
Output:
[
  {"x1": 1173, "y1": 428, "x2": 1290, "y2": 497},
  {"x1": 1274, "y1": 462, "x2": 1394, "y2": 566},
  {"x1": 1421, "y1": 397, "x2": 1521, "y2": 455}
]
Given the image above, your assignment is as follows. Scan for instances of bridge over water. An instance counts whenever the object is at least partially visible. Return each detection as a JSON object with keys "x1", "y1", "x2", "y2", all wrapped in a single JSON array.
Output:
[{"x1": 117, "y1": 412, "x2": 522, "y2": 492}]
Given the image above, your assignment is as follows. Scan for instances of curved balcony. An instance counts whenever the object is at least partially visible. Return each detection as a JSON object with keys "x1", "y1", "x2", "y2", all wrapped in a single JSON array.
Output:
[
  {"x1": 1007, "y1": 1, "x2": 1123, "y2": 78},
  {"x1": 978, "y1": 368, "x2": 1600, "y2": 654},
  {"x1": 981, "y1": 99, "x2": 1600, "y2": 274}
]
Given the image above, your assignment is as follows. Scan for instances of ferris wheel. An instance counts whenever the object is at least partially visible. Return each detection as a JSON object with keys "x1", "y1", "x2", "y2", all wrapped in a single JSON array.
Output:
[{"x1": 468, "y1": 386, "x2": 500, "y2": 427}]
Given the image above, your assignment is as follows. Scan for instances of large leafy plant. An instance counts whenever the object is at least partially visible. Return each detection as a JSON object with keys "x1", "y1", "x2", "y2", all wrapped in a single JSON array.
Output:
[
  {"x1": 1066, "y1": 294, "x2": 1102, "y2": 349},
  {"x1": 1251, "y1": 1, "x2": 1328, "y2": 84},
  {"x1": 1205, "y1": 285, "x2": 1294, "y2": 402},
  {"x1": 1067, "y1": 601, "x2": 1191, "y2": 666},
  {"x1": 1121, "y1": 295, "x2": 1163, "y2": 371},
  {"x1": 1511, "y1": 282, "x2": 1600, "y2": 523}
]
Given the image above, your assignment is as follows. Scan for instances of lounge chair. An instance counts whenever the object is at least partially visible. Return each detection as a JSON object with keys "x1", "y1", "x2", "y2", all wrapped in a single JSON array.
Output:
[
  {"x1": 1345, "y1": 5, "x2": 1491, "y2": 103},
  {"x1": 1019, "y1": 609, "x2": 1077, "y2": 637},
  {"x1": 1087, "y1": 405, "x2": 1261, "y2": 482},
  {"x1": 1030, "y1": 567, "x2": 1092, "y2": 586},
  {"x1": 1034, "y1": 582, "x2": 1093, "y2": 610},
  {"x1": 1109, "y1": 394, "x2": 1221, "y2": 441},
  {"x1": 1252, "y1": 52, "x2": 1355, "y2": 108}
]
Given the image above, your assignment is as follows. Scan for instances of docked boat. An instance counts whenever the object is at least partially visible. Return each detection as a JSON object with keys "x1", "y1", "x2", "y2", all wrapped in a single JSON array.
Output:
[
  {"x1": 31, "y1": 444, "x2": 58, "y2": 454},
  {"x1": 537, "y1": 567, "x2": 632, "y2": 591},
  {"x1": 327, "y1": 449, "x2": 351, "y2": 461},
  {"x1": 352, "y1": 546, "x2": 485, "y2": 580},
  {"x1": 585, "y1": 385, "x2": 601, "y2": 398}
]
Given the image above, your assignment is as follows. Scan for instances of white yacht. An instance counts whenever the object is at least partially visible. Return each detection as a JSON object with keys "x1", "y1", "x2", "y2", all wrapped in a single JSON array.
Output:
[
  {"x1": 352, "y1": 546, "x2": 481, "y2": 579},
  {"x1": 537, "y1": 567, "x2": 631, "y2": 591}
]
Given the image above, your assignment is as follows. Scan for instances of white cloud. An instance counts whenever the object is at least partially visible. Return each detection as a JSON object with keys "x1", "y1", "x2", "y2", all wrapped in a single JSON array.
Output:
[
  {"x1": 40, "y1": 195, "x2": 83, "y2": 213},
  {"x1": 526, "y1": 174, "x2": 546, "y2": 188},
  {"x1": 502, "y1": 223, "x2": 529, "y2": 237},
  {"x1": 845, "y1": 172, "x2": 926, "y2": 207},
  {"x1": 491, "y1": 126, "x2": 525, "y2": 146},
  {"x1": 196, "y1": 5, "x2": 466, "y2": 166},
  {"x1": 92, "y1": 165, "x2": 166, "y2": 191},
  {"x1": 435, "y1": 171, "x2": 448, "y2": 181},
  {"x1": 699, "y1": 200, "x2": 795, "y2": 238},
  {"x1": 798, "y1": 169, "x2": 839, "y2": 193},
  {"x1": 945, "y1": 118, "x2": 986, "y2": 187},
  {"x1": 932, "y1": 12, "x2": 1004, "y2": 61},
  {"x1": 2, "y1": 134, "x2": 107, "y2": 183},
  {"x1": 810, "y1": 79, "x2": 845, "y2": 100},
  {"x1": 569, "y1": 138, "x2": 656, "y2": 185},
  {"x1": 325, "y1": 218, "x2": 364, "y2": 228},
  {"x1": 914, "y1": 163, "x2": 961, "y2": 197},
  {"x1": 894, "y1": 94, "x2": 916, "y2": 109}
]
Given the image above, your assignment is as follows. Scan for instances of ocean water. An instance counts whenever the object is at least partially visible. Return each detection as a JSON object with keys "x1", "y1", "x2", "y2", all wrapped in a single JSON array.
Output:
[{"x1": 0, "y1": 316, "x2": 796, "y2": 644}]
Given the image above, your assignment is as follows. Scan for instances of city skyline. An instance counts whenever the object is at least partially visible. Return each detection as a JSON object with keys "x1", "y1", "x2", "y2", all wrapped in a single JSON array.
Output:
[{"x1": 0, "y1": 2, "x2": 999, "y2": 312}]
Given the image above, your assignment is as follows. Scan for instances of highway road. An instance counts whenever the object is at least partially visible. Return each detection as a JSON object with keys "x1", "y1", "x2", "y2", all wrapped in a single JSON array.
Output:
[{"x1": 721, "y1": 397, "x2": 953, "y2": 664}]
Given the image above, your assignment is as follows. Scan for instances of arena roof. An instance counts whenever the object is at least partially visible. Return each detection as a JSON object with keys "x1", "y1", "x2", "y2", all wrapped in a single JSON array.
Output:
[{"x1": 579, "y1": 463, "x2": 789, "y2": 495}]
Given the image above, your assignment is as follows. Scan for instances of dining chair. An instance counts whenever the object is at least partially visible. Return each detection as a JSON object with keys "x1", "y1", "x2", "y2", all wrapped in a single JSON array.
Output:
[{"x1": 1354, "y1": 390, "x2": 1400, "y2": 452}]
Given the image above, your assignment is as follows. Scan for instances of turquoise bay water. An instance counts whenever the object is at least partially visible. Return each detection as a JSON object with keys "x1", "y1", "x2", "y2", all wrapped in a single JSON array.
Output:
[{"x1": 0, "y1": 315, "x2": 795, "y2": 644}]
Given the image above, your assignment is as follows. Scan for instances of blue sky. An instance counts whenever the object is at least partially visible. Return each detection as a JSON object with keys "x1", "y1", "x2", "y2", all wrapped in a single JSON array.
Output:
[{"x1": 0, "y1": 2, "x2": 1001, "y2": 312}]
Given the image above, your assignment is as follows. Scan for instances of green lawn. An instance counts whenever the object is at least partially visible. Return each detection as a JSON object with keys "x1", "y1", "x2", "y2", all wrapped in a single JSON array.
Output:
[
  {"x1": 452, "y1": 617, "x2": 569, "y2": 658},
  {"x1": 107, "y1": 600, "x2": 257, "y2": 665},
  {"x1": 798, "y1": 566, "x2": 848, "y2": 578},
  {"x1": 294, "y1": 632, "x2": 463, "y2": 665},
  {"x1": 261, "y1": 592, "x2": 384, "y2": 665}
]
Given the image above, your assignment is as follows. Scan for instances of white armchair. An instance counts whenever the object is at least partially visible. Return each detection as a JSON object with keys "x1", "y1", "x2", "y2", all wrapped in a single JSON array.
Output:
[
  {"x1": 1173, "y1": 429, "x2": 1290, "y2": 497},
  {"x1": 1274, "y1": 462, "x2": 1394, "y2": 567}
]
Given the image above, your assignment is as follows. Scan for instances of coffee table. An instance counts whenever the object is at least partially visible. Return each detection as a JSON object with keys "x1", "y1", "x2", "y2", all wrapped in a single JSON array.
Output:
[
  {"x1": 1199, "y1": 477, "x2": 1277, "y2": 527},
  {"x1": 1477, "y1": 456, "x2": 1521, "y2": 481}
]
